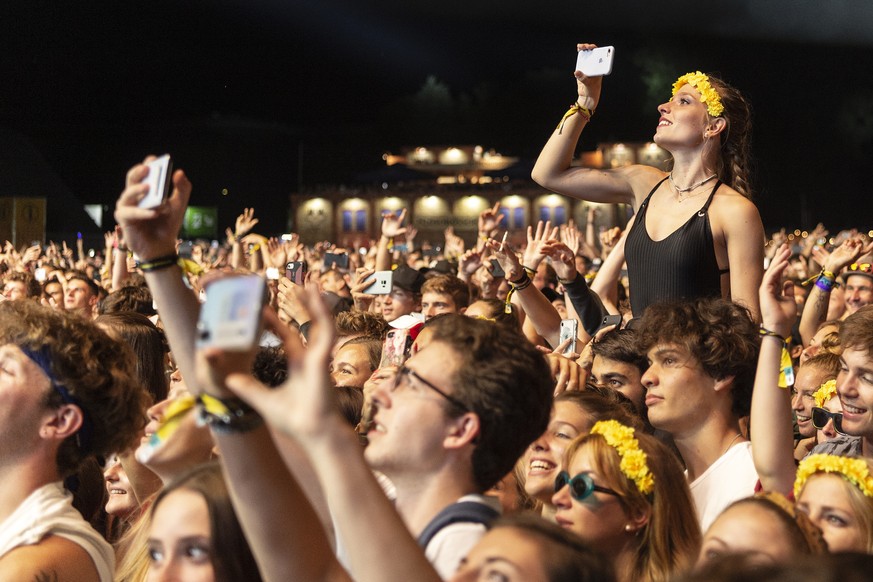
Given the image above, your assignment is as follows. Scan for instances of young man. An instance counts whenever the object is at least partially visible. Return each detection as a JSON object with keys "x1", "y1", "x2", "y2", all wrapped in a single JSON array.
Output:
[
  {"x1": 0, "y1": 301, "x2": 148, "y2": 581},
  {"x1": 810, "y1": 305, "x2": 873, "y2": 458},
  {"x1": 380, "y1": 265, "x2": 424, "y2": 324},
  {"x1": 637, "y1": 297, "x2": 760, "y2": 531},
  {"x1": 64, "y1": 272, "x2": 100, "y2": 318},
  {"x1": 2, "y1": 272, "x2": 41, "y2": 301},
  {"x1": 420, "y1": 274, "x2": 470, "y2": 320},
  {"x1": 589, "y1": 328, "x2": 648, "y2": 413}
]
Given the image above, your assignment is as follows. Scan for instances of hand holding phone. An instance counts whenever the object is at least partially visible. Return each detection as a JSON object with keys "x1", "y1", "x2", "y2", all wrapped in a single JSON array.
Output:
[
  {"x1": 559, "y1": 318, "x2": 579, "y2": 356},
  {"x1": 286, "y1": 261, "x2": 308, "y2": 285},
  {"x1": 363, "y1": 271, "x2": 393, "y2": 295},
  {"x1": 575, "y1": 46, "x2": 614, "y2": 77},
  {"x1": 596, "y1": 314, "x2": 622, "y2": 333}
]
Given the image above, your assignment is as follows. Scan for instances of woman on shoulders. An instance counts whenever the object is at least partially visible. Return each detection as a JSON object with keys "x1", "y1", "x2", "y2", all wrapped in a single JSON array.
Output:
[{"x1": 532, "y1": 44, "x2": 764, "y2": 320}]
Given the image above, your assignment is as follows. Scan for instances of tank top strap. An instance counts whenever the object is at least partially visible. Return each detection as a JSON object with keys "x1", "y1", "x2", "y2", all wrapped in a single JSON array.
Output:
[
  {"x1": 698, "y1": 179, "x2": 723, "y2": 214},
  {"x1": 640, "y1": 176, "x2": 669, "y2": 208}
]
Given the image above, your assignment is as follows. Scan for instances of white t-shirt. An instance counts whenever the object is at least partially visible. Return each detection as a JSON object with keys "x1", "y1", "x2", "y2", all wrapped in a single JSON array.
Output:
[
  {"x1": 0, "y1": 482, "x2": 114, "y2": 581},
  {"x1": 688, "y1": 441, "x2": 759, "y2": 533},
  {"x1": 424, "y1": 494, "x2": 499, "y2": 580}
]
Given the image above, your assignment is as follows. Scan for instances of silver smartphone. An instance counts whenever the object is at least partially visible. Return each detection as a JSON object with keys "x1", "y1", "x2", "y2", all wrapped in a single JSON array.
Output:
[
  {"x1": 196, "y1": 275, "x2": 266, "y2": 351},
  {"x1": 575, "y1": 46, "x2": 614, "y2": 77},
  {"x1": 559, "y1": 318, "x2": 579, "y2": 355},
  {"x1": 138, "y1": 154, "x2": 173, "y2": 209},
  {"x1": 363, "y1": 271, "x2": 393, "y2": 295}
]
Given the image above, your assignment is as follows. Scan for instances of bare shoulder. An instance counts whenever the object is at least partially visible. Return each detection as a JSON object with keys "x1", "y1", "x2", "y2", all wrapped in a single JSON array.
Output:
[
  {"x1": 0, "y1": 535, "x2": 100, "y2": 582},
  {"x1": 710, "y1": 185, "x2": 763, "y2": 232}
]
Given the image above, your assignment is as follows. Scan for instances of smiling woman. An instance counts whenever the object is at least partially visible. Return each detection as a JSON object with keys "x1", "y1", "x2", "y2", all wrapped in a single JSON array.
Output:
[{"x1": 532, "y1": 45, "x2": 765, "y2": 320}]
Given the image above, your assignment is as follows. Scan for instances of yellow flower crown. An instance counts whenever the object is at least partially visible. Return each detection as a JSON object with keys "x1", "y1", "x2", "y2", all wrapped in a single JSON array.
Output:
[
  {"x1": 794, "y1": 454, "x2": 873, "y2": 499},
  {"x1": 590, "y1": 420, "x2": 655, "y2": 495},
  {"x1": 813, "y1": 379, "x2": 838, "y2": 409},
  {"x1": 672, "y1": 71, "x2": 724, "y2": 118}
]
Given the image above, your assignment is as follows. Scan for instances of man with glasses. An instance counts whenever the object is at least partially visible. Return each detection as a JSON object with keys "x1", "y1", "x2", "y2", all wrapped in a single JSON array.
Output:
[{"x1": 636, "y1": 297, "x2": 760, "y2": 531}]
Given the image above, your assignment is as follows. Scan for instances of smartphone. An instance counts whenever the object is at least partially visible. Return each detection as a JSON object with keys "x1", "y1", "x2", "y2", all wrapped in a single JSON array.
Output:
[
  {"x1": 597, "y1": 314, "x2": 623, "y2": 333},
  {"x1": 196, "y1": 275, "x2": 266, "y2": 351},
  {"x1": 285, "y1": 261, "x2": 308, "y2": 285},
  {"x1": 489, "y1": 259, "x2": 506, "y2": 279},
  {"x1": 575, "y1": 46, "x2": 614, "y2": 77},
  {"x1": 34, "y1": 268, "x2": 47, "y2": 282},
  {"x1": 138, "y1": 154, "x2": 173, "y2": 209},
  {"x1": 363, "y1": 271, "x2": 392, "y2": 295},
  {"x1": 379, "y1": 329, "x2": 412, "y2": 368},
  {"x1": 559, "y1": 318, "x2": 579, "y2": 355},
  {"x1": 323, "y1": 252, "x2": 350, "y2": 270}
]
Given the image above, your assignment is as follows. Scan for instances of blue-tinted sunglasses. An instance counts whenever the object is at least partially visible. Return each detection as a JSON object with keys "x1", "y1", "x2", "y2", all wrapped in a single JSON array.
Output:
[{"x1": 554, "y1": 471, "x2": 619, "y2": 502}]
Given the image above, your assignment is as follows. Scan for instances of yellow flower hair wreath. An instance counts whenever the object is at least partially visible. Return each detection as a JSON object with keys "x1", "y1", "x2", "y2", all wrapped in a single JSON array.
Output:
[
  {"x1": 813, "y1": 379, "x2": 838, "y2": 409},
  {"x1": 590, "y1": 420, "x2": 655, "y2": 495},
  {"x1": 672, "y1": 71, "x2": 725, "y2": 118},
  {"x1": 795, "y1": 454, "x2": 873, "y2": 499}
]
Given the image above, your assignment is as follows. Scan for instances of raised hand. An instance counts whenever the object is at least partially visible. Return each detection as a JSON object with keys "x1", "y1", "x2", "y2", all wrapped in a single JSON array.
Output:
[
  {"x1": 541, "y1": 240, "x2": 577, "y2": 282},
  {"x1": 759, "y1": 244, "x2": 796, "y2": 338},
  {"x1": 560, "y1": 220, "x2": 582, "y2": 256},
  {"x1": 235, "y1": 208, "x2": 259, "y2": 239},
  {"x1": 574, "y1": 43, "x2": 604, "y2": 111},
  {"x1": 523, "y1": 220, "x2": 558, "y2": 270},
  {"x1": 478, "y1": 202, "x2": 504, "y2": 239},
  {"x1": 114, "y1": 156, "x2": 192, "y2": 260},
  {"x1": 381, "y1": 209, "x2": 407, "y2": 239}
]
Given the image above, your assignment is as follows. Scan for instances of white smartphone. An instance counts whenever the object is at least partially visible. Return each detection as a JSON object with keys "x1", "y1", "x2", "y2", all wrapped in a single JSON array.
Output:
[
  {"x1": 363, "y1": 271, "x2": 393, "y2": 295},
  {"x1": 196, "y1": 275, "x2": 266, "y2": 351},
  {"x1": 575, "y1": 46, "x2": 614, "y2": 77},
  {"x1": 559, "y1": 318, "x2": 579, "y2": 355},
  {"x1": 138, "y1": 154, "x2": 173, "y2": 209}
]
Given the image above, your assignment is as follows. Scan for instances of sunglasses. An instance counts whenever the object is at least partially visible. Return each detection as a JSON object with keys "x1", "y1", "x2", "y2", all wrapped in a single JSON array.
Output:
[
  {"x1": 811, "y1": 407, "x2": 847, "y2": 435},
  {"x1": 554, "y1": 471, "x2": 619, "y2": 502},
  {"x1": 848, "y1": 263, "x2": 873, "y2": 274}
]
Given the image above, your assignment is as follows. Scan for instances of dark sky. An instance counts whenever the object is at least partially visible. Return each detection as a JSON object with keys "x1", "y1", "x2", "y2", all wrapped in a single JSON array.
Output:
[{"x1": 2, "y1": 1, "x2": 873, "y2": 236}]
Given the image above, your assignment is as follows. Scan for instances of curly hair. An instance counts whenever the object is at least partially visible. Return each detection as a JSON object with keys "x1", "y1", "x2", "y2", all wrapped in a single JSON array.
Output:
[
  {"x1": 636, "y1": 298, "x2": 759, "y2": 418},
  {"x1": 4, "y1": 271, "x2": 41, "y2": 298},
  {"x1": 0, "y1": 301, "x2": 149, "y2": 476},
  {"x1": 425, "y1": 314, "x2": 553, "y2": 491},
  {"x1": 335, "y1": 310, "x2": 390, "y2": 340}
]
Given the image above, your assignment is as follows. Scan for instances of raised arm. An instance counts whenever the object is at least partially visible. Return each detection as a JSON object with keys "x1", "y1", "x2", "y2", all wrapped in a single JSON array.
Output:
[
  {"x1": 376, "y1": 209, "x2": 407, "y2": 272},
  {"x1": 531, "y1": 43, "x2": 638, "y2": 205},
  {"x1": 798, "y1": 238, "x2": 872, "y2": 347},
  {"x1": 751, "y1": 244, "x2": 798, "y2": 495}
]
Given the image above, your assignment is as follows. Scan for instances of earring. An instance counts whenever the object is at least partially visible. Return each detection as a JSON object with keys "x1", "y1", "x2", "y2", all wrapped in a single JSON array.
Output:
[{"x1": 624, "y1": 524, "x2": 633, "y2": 532}]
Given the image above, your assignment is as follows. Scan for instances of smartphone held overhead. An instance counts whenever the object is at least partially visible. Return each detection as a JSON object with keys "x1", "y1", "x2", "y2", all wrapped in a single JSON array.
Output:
[
  {"x1": 138, "y1": 155, "x2": 173, "y2": 209},
  {"x1": 196, "y1": 275, "x2": 266, "y2": 351},
  {"x1": 575, "y1": 46, "x2": 614, "y2": 77}
]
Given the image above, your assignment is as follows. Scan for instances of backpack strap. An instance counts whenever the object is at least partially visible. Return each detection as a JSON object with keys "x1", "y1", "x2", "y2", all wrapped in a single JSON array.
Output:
[{"x1": 417, "y1": 501, "x2": 500, "y2": 549}]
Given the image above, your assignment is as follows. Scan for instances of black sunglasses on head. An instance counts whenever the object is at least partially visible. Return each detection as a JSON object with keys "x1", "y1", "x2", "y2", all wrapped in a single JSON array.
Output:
[
  {"x1": 554, "y1": 471, "x2": 619, "y2": 502},
  {"x1": 811, "y1": 406, "x2": 847, "y2": 435}
]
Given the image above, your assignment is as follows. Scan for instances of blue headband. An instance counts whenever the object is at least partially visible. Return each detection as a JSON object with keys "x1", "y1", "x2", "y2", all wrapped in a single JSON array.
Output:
[{"x1": 20, "y1": 346, "x2": 93, "y2": 453}]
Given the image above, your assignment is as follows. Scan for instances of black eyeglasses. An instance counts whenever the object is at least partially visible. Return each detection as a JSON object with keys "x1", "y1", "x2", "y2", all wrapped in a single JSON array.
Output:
[
  {"x1": 554, "y1": 471, "x2": 619, "y2": 502},
  {"x1": 392, "y1": 365, "x2": 468, "y2": 411},
  {"x1": 811, "y1": 407, "x2": 847, "y2": 435}
]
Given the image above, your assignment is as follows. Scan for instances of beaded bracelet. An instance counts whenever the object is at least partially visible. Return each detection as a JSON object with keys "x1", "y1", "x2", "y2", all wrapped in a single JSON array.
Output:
[
  {"x1": 557, "y1": 101, "x2": 594, "y2": 135},
  {"x1": 137, "y1": 253, "x2": 180, "y2": 273},
  {"x1": 196, "y1": 393, "x2": 264, "y2": 434}
]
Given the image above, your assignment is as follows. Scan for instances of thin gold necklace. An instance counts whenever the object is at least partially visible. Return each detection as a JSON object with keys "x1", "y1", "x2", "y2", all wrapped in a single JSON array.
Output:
[{"x1": 721, "y1": 432, "x2": 743, "y2": 457}]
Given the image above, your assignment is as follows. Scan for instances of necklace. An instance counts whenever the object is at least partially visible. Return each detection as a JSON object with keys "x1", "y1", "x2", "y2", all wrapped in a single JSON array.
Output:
[
  {"x1": 669, "y1": 172, "x2": 717, "y2": 199},
  {"x1": 720, "y1": 433, "x2": 743, "y2": 458}
]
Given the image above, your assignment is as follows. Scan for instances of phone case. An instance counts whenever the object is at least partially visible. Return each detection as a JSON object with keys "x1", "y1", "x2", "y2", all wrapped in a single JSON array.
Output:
[
  {"x1": 575, "y1": 46, "x2": 614, "y2": 77},
  {"x1": 196, "y1": 275, "x2": 266, "y2": 350},
  {"x1": 559, "y1": 319, "x2": 579, "y2": 355},
  {"x1": 363, "y1": 271, "x2": 393, "y2": 295},
  {"x1": 138, "y1": 155, "x2": 173, "y2": 209}
]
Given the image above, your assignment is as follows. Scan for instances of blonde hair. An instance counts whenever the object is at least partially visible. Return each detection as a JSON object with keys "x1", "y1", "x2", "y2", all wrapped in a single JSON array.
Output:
[
  {"x1": 801, "y1": 468, "x2": 873, "y2": 552},
  {"x1": 564, "y1": 431, "x2": 700, "y2": 581}
]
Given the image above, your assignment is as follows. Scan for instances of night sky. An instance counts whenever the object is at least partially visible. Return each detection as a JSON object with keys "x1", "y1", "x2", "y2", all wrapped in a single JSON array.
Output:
[{"x1": 3, "y1": 1, "x2": 873, "y2": 238}]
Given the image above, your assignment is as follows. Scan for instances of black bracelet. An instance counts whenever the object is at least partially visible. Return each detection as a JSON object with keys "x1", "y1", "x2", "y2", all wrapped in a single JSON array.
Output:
[
  {"x1": 196, "y1": 394, "x2": 264, "y2": 434},
  {"x1": 137, "y1": 253, "x2": 180, "y2": 272}
]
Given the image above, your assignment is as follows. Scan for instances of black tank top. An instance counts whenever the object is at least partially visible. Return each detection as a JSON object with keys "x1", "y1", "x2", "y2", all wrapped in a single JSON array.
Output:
[{"x1": 624, "y1": 177, "x2": 725, "y2": 317}]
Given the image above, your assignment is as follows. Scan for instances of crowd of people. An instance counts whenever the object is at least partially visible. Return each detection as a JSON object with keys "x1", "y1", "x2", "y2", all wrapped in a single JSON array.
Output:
[{"x1": 2, "y1": 52, "x2": 873, "y2": 582}]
